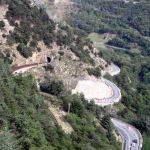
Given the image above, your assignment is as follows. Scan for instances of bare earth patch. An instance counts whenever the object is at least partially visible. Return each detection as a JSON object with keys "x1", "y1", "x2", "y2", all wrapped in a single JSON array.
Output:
[
  {"x1": 49, "y1": 106, "x2": 74, "y2": 134},
  {"x1": 72, "y1": 79, "x2": 112, "y2": 100},
  {"x1": 113, "y1": 130, "x2": 122, "y2": 142}
]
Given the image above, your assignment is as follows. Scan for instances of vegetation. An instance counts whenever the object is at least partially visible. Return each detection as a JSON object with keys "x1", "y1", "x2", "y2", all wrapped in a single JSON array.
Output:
[
  {"x1": 58, "y1": 51, "x2": 64, "y2": 56},
  {"x1": 87, "y1": 66, "x2": 101, "y2": 77},
  {"x1": 0, "y1": 0, "x2": 95, "y2": 66},
  {"x1": 16, "y1": 44, "x2": 32, "y2": 58},
  {"x1": 0, "y1": 59, "x2": 56, "y2": 149},
  {"x1": 40, "y1": 77, "x2": 121, "y2": 150},
  {"x1": 67, "y1": 0, "x2": 150, "y2": 53},
  {"x1": 43, "y1": 64, "x2": 54, "y2": 71},
  {"x1": 96, "y1": 47, "x2": 150, "y2": 149},
  {"x1": 1, "y1": 0, "x2": 150, "y2": 149},
  {"x1": 65, "y1": 1, "x2": 150, "y2": 148},
  {"x1": 0, "y1": 56, "x2": 121, "y2": 149},
  {"x1": 0, "y1": 20, "x2": 5, "y2": 29}
]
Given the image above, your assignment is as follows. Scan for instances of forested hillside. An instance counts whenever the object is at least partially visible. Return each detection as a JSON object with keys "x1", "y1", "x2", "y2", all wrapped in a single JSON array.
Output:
[
  {"x1": 0, "y1": 0, "x2": 96, "y2": 66},
  {"x1": 67, "y1": 0, "x2": 150, "y2": 53},
  {"x1": 0, "y1": 0, "x2": 121, "y2": 149},
  {"x1": 65, "y1": 0, "x2": 150, "y2": 149},
  {"x1": 0, "y1": 55, "x2": 121, "y2": 149},
  {"x1": 1, "y1": 0, "x2": 150, "y2": 149}
]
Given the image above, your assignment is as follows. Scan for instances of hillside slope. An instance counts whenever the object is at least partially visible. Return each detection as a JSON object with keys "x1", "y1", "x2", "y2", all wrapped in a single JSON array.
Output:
[{"x1": 0, "y1": 0, "x2": 121, "y2": 150}]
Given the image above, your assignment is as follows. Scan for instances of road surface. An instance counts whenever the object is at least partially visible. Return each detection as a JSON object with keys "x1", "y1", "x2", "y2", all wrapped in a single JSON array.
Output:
[
  {"x1": 12, "y1": 64, "x2": 142, "y2": 150},
  {"x1": 102, "y1": 64, "x2": 120, "y2": 76},
  {"x1": 90, "y1": 78, "x2": 121, "y2": 106},
  {"x1": 111, "y1": 118, "x2": 143, "y2": 150},
  {"x1": 104, "y1": 44, "x2": 129, "y2": 51}
]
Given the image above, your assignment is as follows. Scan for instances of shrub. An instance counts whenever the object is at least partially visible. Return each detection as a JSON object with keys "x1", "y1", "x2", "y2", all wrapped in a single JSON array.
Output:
[
  {"x1": 2, "y1": 34, "x2": 6, "y2": 38},
  {"x1": 17, "y1": 44, "x2": 32, "y2": 58},
  {"x1": 0, "y1": 20, "x2": 5, "y2": 29},
  {"x1": 40, "y1": 79, "x2": 65, "y2": 96},
  {"x1": 58, "y1": 51, "x2": 64, "y2": 56},
  {"x1": 30, "y1": 40, "x2": 37, "y2": 47},
  {"x1": 37, "y1": 47, "x2": 41, "y2": 52},
  {"x1": 43, "y1": 64, "x2": 54, "y2": 71},
  {"x1": 87, "y1": 67, "x2": 101, "y2": 77}
]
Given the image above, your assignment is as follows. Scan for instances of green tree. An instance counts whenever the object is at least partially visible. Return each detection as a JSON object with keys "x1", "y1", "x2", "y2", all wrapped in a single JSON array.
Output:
[
  {"x1": 0, "y1": 127, "x2": 19, "y2": 150},
  {"x1": 0, "y1": 20, "x2": 5, "y2": 29},
  {"x1": 70, "y1": 96, "x2": 86, "y2": 117}
]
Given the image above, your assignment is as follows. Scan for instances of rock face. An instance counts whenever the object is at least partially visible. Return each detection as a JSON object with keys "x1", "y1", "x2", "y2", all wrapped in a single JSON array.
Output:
[{"x1": 0, "y1": 3, "x2": 112, "y2": 95}]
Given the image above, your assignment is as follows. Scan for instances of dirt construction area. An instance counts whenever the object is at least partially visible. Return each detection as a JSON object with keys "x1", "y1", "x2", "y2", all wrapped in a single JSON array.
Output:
[
  {"x1": 72, "y1": 78, "x2": 121, "y2": 106},
  {"x1": 72, "y1": 80, "x2": 112, "y2": 99}
]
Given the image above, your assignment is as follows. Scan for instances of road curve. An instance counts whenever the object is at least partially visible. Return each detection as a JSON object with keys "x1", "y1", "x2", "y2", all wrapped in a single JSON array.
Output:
[
  {"x1": 111, "y1": 118, "x2": 143, "y2": 150},
  {"x1": 12, "y1": 64, "x2": 142, "y2": 150},
  {"x1": 102, "y1": 64, "x2": 120, "y2": 76},
  {"x1": 89, "y1": 78, "x2": 121, "y2": 106}
]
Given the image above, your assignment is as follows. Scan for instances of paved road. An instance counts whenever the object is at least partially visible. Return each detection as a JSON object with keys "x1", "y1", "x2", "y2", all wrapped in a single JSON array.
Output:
[
  {"x1": 92, "y1": 78, "x2": 121, "y2": 106},
  {"x1": 104, "y1": 44, "x2": 129, "y2": 51},
  {"x1": 103, "y1": 78, "x2": 121, "y2": 102},
  {"x1": 111, "y1": 118, "x2": 142, "y2": 150},
  {"x1": 111, "y1": 65, "x2": 120, "y2": 76},
  {"x1": 12, "y1": 64, "x2": 142, "y2": 150},
  {"x1": 102, "y1": 64, "x2": 120, "y2": 76},
  {"x1": 86, "y1": 78, "x2": 121, "y2": 106}
]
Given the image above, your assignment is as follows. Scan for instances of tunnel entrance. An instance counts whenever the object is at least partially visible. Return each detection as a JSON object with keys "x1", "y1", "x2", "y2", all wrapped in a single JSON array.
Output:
[{"x1": 47, "y1": 57, "x2": 51, "y2": 63}]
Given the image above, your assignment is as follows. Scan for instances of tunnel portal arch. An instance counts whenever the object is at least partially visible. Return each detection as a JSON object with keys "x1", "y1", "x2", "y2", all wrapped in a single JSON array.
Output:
[{"x1": 45, "y1": 55, "x2": 53, "y2": 63}]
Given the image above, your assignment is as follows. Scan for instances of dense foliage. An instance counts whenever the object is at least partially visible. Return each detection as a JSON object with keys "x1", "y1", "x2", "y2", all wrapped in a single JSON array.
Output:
[
  {"x1": 0, "y1": 0, "x2": 95, "y2": 66},
  {"x1": 2, "y1": 0, "x2": 150, "y2": 149},
  {"x1": 40, "y1": 77, "x2": 121, "y2": 150},
  {"x1": 0, "y1": 59, "x2": 57, "y2": 149},
  {"x1": 67, "y1": 0, "x2": 150, "y2": 53},
  {"x1": 87, "y1": 66, "x2": 101, "y2": 77},
  {"x1": 65, "y1": 1, "x2": 150, "y2": 148},
  {"x1": 0, "y1": 57, "x2": 121, "y2": 150},
  {"x1": 0, "y1": 20, "x2": 5, "y2": 29},
  {"x1": 97, "y1": 47, "x2": 150, "y2": 149}
]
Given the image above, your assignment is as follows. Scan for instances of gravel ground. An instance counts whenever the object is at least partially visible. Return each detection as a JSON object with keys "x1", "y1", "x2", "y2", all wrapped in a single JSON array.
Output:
[{"x1": 72, "y1": 79, "x2": 112, "y2": 100}]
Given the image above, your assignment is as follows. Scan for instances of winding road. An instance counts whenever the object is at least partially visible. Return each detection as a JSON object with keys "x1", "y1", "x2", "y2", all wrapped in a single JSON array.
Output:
[
  {"x1": 12, "y1": 63, "x2": 143, "y2": 150},
  {"x1": 101, "y1": 64, "x2": 120, "y2": 76},
  {"x1": 111, "y1": 118, "x2": 142, "y2": 150}
]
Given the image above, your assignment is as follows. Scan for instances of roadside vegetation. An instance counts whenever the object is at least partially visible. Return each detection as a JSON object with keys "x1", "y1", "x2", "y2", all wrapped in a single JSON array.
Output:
[
  {"x1": 98, "y1": 47, "x2": 150, "y2": 149},
  {"x1": 67, "y1": 0, "x2": 150, "y2": 55},
  {"x1": 1, "y1": 0, "x2": 150, "y2": 149},
  {"x1": 87, "y1": 66, "x2": 101, "y2": 77},
  {"x1": 0, "y1": 55, "x2": 121, "y2": 149},
  {"x1": 64, "y1": 0, "x2": 150, "y2": 148}
]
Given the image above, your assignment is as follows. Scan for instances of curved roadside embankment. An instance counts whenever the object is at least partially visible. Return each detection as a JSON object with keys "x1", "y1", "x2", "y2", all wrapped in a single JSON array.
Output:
[
  {"x1": 13, "y1": 63, "x2": 121, "y2": 107},
  {"x1": 86, "y1": 78, "x2": 121, "y2": 107}
]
